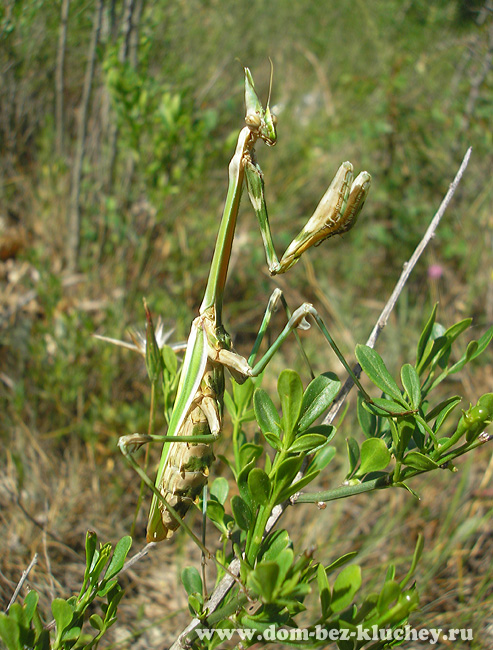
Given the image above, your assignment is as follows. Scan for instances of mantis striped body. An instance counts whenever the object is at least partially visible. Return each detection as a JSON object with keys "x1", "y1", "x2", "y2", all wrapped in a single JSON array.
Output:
[{"x1": 119, "y1": 67, "x2": 371, "y2": 543}]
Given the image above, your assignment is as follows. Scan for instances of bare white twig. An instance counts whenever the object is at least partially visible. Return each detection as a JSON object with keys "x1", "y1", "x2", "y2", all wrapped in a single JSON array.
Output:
[
  {"x1": 6, "y1": 554, "x2": 38, "y2": 613},
  {"x1": 121, "y1": 542, "x2": 157, "y2": 573}
]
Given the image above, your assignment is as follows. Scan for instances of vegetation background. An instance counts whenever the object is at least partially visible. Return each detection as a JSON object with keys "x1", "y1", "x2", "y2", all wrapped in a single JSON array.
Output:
[{"x1": 1, "y1": 0, "x2": 492, "y2": 647}]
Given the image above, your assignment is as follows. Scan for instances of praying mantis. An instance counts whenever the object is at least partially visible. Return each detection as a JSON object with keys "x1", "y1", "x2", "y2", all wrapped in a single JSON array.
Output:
[{"x1": 118, "y1": 67, "x2": 372, "y2": 543}]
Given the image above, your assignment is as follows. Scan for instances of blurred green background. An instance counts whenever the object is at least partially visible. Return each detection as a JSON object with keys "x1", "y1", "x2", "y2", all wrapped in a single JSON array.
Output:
[{"x1": 1, "y1": 0, "x2": 492, "y2": 647}]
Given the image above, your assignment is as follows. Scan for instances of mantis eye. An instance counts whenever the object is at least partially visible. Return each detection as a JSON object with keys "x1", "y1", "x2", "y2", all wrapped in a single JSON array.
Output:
[
  {"x1": 245, "y1": 113, "x2": 261, "y2": 129},
  {"x1": 271, "y1": 113, "x2": 278, "y2": 127}
]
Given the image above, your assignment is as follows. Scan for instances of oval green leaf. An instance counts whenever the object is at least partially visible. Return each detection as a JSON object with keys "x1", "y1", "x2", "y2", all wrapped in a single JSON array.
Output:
[
  {"x1": 346, "y1": 437, "x2": 360, "y2": 475},
  {"x1": 181, "y1": 566, "x2": 203, "y2": 596},
  {"x1": 210, "y1": 476, "x2": 229, "y2": 504},
  {"x1": 358, "y1": 438, "x2": 391, "y2": 475},
  {"x1": 52, "y1": 598, "x2": 74, "y2": 642},
  {"x1": 331, "y1": 565, "x2": 362, "y2": 613},
  {"x1": 404, "y1": 451, "x2": 439, "y2": 471},
  {"x1": 278, "y1": 369, "x2": 303, "y2": 439},
  {"x1": 416, "y1": 304, "x2": 437, "y2": 365},
  {"x1": 299, "y1": 373, "x2": 341, "y2": 432},
  {"x1": 248, "y1": 468, "x2": 271, "y2": 506},
  {"x1": 288, "y1": 433, "x2": 329, "y2": 454},
  {"x1": 357, "y1": 395, "x2": 377, "y2": 438},
  {"x1": 104, "y1": 535, "x2": 132, "y2": 581},
  {"x1": 400, "y1": 364, "x2": 421, "y2": 409},
  {"x1": 355, "y1": 345, "x2": 402, "y2": 401},
  {"x1": 253, "y1": 388, "x2": 280, "y2": 436},
  {"x1": 231, "y1": 495, "x2": 253, "y2": 531}
]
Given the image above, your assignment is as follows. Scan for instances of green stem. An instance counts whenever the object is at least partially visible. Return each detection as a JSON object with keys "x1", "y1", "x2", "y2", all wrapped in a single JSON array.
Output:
[
  {"x1": 297, "y1": 474, "x2": 392, "y2": 503},
  {"x1": 131, "y1": 382, "x2": 157, "y2": 537}
]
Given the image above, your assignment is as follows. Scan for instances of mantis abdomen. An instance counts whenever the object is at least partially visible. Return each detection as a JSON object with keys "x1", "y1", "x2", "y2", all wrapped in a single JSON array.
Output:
[{"x1": 153, "y1": 363, "x2": 223, "y2": 541}]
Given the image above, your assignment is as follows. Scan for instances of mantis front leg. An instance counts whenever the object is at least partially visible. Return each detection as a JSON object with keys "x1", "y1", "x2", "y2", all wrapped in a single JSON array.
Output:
[{"x1": 245, "y1": 156, "x2": 371, "y2": 275}]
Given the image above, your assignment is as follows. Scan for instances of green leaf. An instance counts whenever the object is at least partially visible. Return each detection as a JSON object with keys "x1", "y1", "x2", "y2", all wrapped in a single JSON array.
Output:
[
  {"x1": 210, "y1": 477, "x2": 229, "y2": 504},
  {"x1": 416, "y1": 303, "x2": 437, "y2": 366},
  {"x1": 61, "y1": 625, "x2": 81, "y2": 642},
  {"x1": 275, "y1": 548, "x2": 295, "y2": 587},
  {"x1": 90, "y1": 543, "x2": 112, "y2": 581},
  {"x1": 400, "y1": 364, "x2": 421, "y2": 409},
  {"x1": 231, "y1": 495, "x2": 253, "y2": 531},
  {"x1": 264, "y1": 431, "x2": 283, "y2": 452},
  {"x1": 346, "y1": 437, "x2": 360, "y2": 475},
  {"x1": 161, "y1": 344, "x2": 178, "y2": 375},
  {"x1": 253, "y1": 388, "x2": 280, "y2": 436},
  {"x1": 97, "y1": 578, "x2": 118, "y2": 597},
  {"x1": 363, "y1": 397, "x2": 410, "y2": 416},
  {"x1": 7, "y1": 603, "x2": 25, "y2": 628},
  {"x1": 259, "y1": 530, "x2": 291, "y2": 563},
  {"x1": 325, "y1": 552, "x2": 359, "y2": 574},
  {"x1": 298, "y1": 373, "x2": 341, "y2": 432},
  {"x1": 223, "y1": 390, "x2": 236, "y2": 418},
  {"x1": 426, "y1": 396, "x2": 462, "y2": 424},
  {"x1": 303, "y1": 424, "x2": 336, "y2": 441},
  {"x1": 396, "y1": 481, "x2": 421, "y2": 499},
  {"x1": 248, "y1": 468, "x2": 271, "y2": 506},
  {"x1": 23, "y1": 590, "x2": 39, "y2": 625},
  {"x1": 104, "y1": 536, "x2": 132, "y2": 582},
  {"x1": 288, "y1": 433, "x2": 329, "y2": 454},
  {"x1": 448, "y1": 325, "x2": 493, "y2": 375},
  {"x1": 247, "y1": 563, "x2": 279, "y2": 603},
  {"x1": 465, "y1": 325, "x2": 493, "y2": 362},
  {"x1": 89, "y1": 614, "x2": 104, "y2": 631},
  {"x1": 238, "y1": 443, "x2": 263, "y2": 469},
  {"x1": 273, "y1": 456, "x2": 304, "y2": 502},
  {"x1": 237, "y1": 460, "x2": 256, "y2": 510},
  {"x1": 187, "y1": 594, "x2": 203, "y2": 617},
  {"x1": 419, "y1": 335, "x2": 448, "y2": 374},
  {"x1": 104, "y1": 585, "x2": 124, "y2": 624},
  {"x1": 385, "y1": 564, "x2": 396, "y2": 582},
  {"x1": 276, "y1": 470, "x2": 320, "y2": 503},
  {"x1": 278, "y1": 369, "x2": 303, "y2": 439},
  {"x1": 205, "y1": 500, "x2": 229, "y2": 534},
  {"x1": 331, "y1": 565, "x2": 362, "y2": 613},
  {"x1": 84, "y1": 531, "x2": 98, "y2": 583},
  {"x1": 400, "y1": 533, "x2": 424, "y2": 588},
  {"x1": 317, "y1": 564, "x2": 331, "y2": 618},
  {"x1": 181, "y1": 566, "x2": 203, "y2": 596},
  {"x1": 443, "y1": 317, "x2": 472, "y2": 343},
  {"x1": 357, "y1": 395, "x2": 377, "y2": 437},
  {"x1": 52, "y1": 599, "x2": 74, "y2": 644},
  {"x1": 232, "y1": 377, "x2": 255, "y2": 413},
  {"x1": 357, "y1": 438, "x2": 391, "y2": 475},
  {"x1": 396, "y1": 417, "x2": 415, "y2": 459},
  {"x1": 404, "y1": 451, "x2": 439, "y2": 471},
  {"x1": 0, "y1": 614, "x2": 20, "y2": 650},
  {"x1": 377, "y1": 580, "x2": 401, "y2": 613},
  {"x1": 355, "y1": 346, "x2": 403, "y2": 402},
  {"x1": 307, "y1": 445, "x2": 336, "y2": 474}
]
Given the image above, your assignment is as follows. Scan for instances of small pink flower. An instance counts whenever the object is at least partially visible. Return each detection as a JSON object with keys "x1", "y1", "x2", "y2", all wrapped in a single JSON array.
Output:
[{"x1": 428, "y1": 264, "x2": 443, "y2": 279}]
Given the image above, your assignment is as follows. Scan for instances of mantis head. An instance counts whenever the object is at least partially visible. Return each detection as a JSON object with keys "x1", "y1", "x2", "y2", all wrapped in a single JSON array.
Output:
[{"x1": 244, "y1": 66, "x2": 277, "y2": 146}]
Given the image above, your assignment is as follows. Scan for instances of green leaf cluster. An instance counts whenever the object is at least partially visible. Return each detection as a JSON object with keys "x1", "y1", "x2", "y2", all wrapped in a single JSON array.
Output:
[{"x1": 0, "y1": 533, "x2": 132, "y2": 650}]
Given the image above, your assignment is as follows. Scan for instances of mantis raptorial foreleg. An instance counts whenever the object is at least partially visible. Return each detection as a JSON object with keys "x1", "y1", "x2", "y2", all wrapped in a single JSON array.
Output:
[{"x1": 244, "y1": 154, "x2": 371, "y2": 275}]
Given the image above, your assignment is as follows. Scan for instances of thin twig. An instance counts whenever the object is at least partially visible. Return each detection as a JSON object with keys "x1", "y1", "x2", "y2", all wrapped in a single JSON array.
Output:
[
  {"x1": 167, "y1": 146, "x2": 472, "y2": 650},
  {"x1": 121, "y1": 542, "x2": 157, "y2": 573},
  {"x1": 6, "y1": 554, "x2": 38, "y2": 613}
]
